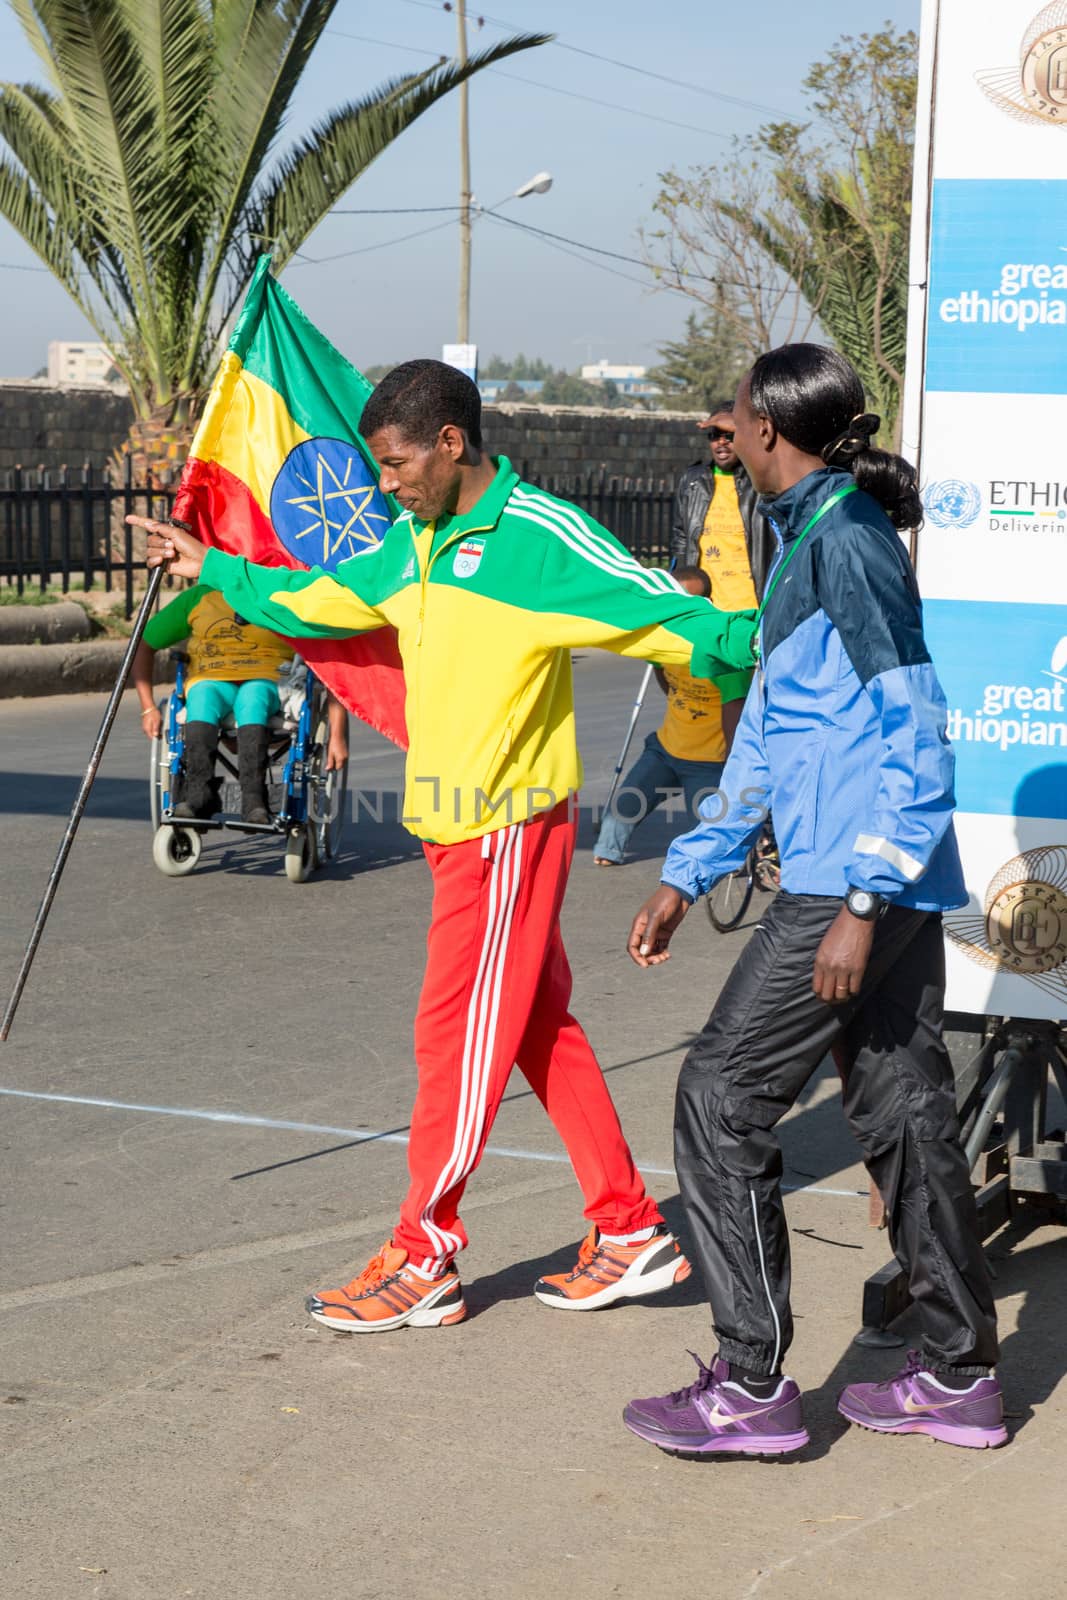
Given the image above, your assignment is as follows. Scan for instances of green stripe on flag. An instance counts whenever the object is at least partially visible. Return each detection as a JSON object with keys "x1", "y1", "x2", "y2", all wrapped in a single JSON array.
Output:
[
  {"x1": 228, "y1": 254, "x2": 395, "y2": 513},
  {"x1": 229, "y1": 255, "x2": 373, "y2": 443}
]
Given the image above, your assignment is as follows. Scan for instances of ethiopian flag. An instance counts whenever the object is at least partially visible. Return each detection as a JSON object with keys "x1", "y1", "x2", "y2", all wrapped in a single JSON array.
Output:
[{"x1": 172, "y1": 255, "x2": 407, "y2": 747}]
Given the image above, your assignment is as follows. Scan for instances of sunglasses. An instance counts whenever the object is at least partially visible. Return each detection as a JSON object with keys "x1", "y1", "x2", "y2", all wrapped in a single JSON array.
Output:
[{"x1": 707, "y1": 427, "x2": 735, "y2": 442}]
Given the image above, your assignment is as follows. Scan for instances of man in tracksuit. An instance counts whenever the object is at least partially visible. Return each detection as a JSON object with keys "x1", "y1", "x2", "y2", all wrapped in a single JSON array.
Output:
[
  {"x1": 139, "y1": 358, "x2": 756, "y2": 1334},
  {"x1": 623, "y1": 346, "x2": 1004, "y2": 1457}
]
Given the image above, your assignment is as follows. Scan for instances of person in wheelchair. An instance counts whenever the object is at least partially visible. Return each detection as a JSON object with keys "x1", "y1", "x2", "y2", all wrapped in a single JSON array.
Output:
[{"x1": 133, "y1": 583, "x2": 302, "y2": 824}]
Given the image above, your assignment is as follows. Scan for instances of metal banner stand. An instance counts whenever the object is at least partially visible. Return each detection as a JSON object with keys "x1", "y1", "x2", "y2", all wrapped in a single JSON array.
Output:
[{"x1": 855, "y1": 1013, "x2": 1067, "y2": 1345}]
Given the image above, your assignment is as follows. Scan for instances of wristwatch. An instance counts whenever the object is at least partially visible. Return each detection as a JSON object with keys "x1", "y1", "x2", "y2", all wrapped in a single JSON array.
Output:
[{"x1": 845, "y1": 887, "x2": 885, "y2": 921}]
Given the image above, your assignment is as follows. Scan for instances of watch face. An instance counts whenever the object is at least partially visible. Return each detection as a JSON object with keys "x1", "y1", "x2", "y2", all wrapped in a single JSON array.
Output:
[{"x1": 848, "y1": 890, "x2": 877, "y2": 917}]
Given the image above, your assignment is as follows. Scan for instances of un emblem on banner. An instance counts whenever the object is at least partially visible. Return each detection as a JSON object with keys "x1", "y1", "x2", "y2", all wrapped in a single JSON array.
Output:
[
  {"x1": 946, "y1": 846, "x2": 1067, "y2": 1004},
  {"x1": 923, "y1": 479, "x2": 982, "y2": 529},
  {"x1": 271, "y1": 437, "x2": 391, "y2": 572},
  {"x1": 977, "y1": 3, "x2": 1067, "y2": 127}
]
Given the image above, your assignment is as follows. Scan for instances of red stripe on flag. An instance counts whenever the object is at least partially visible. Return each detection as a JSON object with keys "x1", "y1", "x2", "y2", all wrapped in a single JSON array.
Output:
[{"x1": 173, "y1": 458, "x2": 408, "y2": 749}]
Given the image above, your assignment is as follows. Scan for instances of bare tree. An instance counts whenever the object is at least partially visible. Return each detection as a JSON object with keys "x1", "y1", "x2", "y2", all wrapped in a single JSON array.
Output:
[{"x1": 641, "y1": 27, "x2": 917, "y2": 444}]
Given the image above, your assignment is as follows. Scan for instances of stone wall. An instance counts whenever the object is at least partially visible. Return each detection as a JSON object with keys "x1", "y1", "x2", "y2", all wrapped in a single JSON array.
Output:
[
  {"x1": 0, "y1": 381, "x2": 134, "y2": 471},
  {"x1": 482, "y1": 403, "x2": 705, "y2": 483},
  {"x1": 0, "y1": 383, "x2": 706, "y2": 484}
]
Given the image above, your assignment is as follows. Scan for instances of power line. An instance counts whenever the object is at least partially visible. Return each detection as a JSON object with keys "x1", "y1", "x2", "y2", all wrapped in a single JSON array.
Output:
[
  {"x1": 326, "y1": 28, "x2": 446, "y2": 60},
  {"x1": 324, "y1": 23, "x2": 732, "y2": 141},
  {"x1": 288, "y1": 216, "x2": 457, "y2": 267},
  {"x1": 480, "y1": 211, "x2": 665, "y2": 292},
  {"x1": 485, "y1": 210, "x2": 751, "y2": 290},
  {"x1": 489, "y1": 67, "x2": 730, "y2": 140},
  {"x1": 390, "y1": 0, "x2": 788, "y2": 117},
  {"x1": 543, "y1": 40, "x2": 782, "y2": 118},
  {"x1": 330, "y1": 206, "x2": 459, "y2": 216}
]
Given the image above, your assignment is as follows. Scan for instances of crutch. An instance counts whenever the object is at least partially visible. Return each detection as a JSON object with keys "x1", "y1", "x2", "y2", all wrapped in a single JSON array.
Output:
[
  {"x1": 603, "y1": 663, "x2": 654, "y2": 816},
  {"x1": 603, "y1": 557, "x2": 677, "y2": 814},
  {"x1": 1, "y1": 525, "x2": 182, "y2": 1040}
]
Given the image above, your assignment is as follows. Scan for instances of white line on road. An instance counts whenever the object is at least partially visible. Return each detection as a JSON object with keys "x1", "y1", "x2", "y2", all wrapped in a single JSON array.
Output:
[{"x1": 0, "y1": 1085, "x2": 867, "y2": 1199}]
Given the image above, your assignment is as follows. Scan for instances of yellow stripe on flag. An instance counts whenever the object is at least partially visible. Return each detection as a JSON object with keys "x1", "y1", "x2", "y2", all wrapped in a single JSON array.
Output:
[{"x1": 187, "y1": 353, "x2": 310, "y2": 518}]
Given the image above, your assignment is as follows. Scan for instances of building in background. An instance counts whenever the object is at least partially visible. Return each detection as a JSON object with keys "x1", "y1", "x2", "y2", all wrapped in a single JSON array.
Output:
[
  {"x1": 477, "y1": 377, "x2": 546, "y2": 402},
  {"x1": 580, "y1": 361, "x2": 661, "y2": 399},
  {"x1": 47, "y1": 340, "x2": 124, "y2": 389}
]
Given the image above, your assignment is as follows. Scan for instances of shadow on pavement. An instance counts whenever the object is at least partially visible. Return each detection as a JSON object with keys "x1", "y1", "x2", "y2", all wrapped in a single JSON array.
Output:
[
  {"x1": 801, "y1": 1212, "x2": 1067, "y2": 1455},
  {"x1": 0, "y1": 770, "x2": 146, "y2": 819},
  {"x1": 463, "y1": 1192, "x2": 709, "y2": 1319}
]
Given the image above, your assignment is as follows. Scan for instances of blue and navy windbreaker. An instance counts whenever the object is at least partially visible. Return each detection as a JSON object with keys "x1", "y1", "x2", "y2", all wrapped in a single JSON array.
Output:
[{"x1": 662, "y1": 466, "x2": 967, "y2": 912}]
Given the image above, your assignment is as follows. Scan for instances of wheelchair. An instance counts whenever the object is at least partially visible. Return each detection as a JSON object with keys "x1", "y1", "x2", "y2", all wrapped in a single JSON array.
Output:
[{"x1": 149, "y1": 654, "x2": 348, "y2": 881}]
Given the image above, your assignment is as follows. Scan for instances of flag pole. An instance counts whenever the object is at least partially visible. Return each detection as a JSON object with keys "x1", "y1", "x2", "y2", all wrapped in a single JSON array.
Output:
[{"x1": 1, "y1": 532, "x2": 180, "y2": 1041}]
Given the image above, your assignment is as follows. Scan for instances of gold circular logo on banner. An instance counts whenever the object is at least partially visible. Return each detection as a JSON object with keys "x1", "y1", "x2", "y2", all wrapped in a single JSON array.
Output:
[
  {"x1": 985, "y1": 879, "x2": 1067, "y2": 973},
  {"x1": 977, "y1": 5, "x2": 1067, "y2": 127},
  {"x1": 945, "y1": 846, "x2": 1067, "y2": 994},
  {"x1": 1022, "y1": 28, "x2": 1067, "y2": 116}
]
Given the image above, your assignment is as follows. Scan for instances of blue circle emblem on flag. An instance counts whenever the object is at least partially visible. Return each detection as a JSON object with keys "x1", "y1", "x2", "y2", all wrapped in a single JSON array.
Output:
[{"x1": 270, "y1": 437, "x2": 391, "y2": 572}]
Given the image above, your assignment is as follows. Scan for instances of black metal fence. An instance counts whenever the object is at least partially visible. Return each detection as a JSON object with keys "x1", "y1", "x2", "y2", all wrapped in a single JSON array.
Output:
[{"x1": 0, "y1": 461, "x2": 674, "y2": 617}]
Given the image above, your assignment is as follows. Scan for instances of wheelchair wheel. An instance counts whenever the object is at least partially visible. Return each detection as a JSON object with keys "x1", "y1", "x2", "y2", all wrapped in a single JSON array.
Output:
[
  {"x1": 152, "y1": 823, "x2": 202, "y2": 877},
  {"x1": 706, "y1": 852, "x2": 756, "y2": 932},
  {"x1": 148, "y1": 696, "x2": 172, "y2": 831},
  {"x1": 310, "y1": 706, "x2": 348, "y2": 862},
  {"x1": 284, "y1": 822, "x2": 316, "y2": 884}
]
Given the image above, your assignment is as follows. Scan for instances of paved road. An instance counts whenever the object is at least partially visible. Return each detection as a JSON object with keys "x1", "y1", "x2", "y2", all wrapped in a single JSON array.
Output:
[{"x1": 1, "y1": 661, "x2": 1064, "y2": 1600}]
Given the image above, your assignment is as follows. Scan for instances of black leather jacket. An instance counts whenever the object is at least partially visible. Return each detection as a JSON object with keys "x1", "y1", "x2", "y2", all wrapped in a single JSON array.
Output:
[{"x1": 670, "y1": 459, "x2": 775, "y2": 600}]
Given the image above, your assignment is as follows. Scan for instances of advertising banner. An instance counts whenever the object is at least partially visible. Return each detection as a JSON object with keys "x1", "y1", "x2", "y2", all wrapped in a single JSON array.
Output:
[{"x1": 903, "y1": 3, "x2": 1067, "y2": 1018}]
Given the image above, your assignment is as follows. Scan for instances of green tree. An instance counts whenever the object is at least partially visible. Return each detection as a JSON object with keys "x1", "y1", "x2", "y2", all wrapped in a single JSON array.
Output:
[
  {"x1": 644, "y1": 26, "x2": 916, "y2": 444},
  {"x1": 0, "y1": 0, "x2": 547, "y2": 467},
  {"x1": 539, "y1": 368, "x2": 628, "y2": 408},
  {"x1": 650, "y1": 305, "x2": 747, "y2": 411}
]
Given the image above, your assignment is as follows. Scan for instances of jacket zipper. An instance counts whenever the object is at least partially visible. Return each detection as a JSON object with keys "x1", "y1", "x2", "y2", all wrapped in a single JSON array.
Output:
[{"x1": 408, "y1": 517, "x2": 495, "y2": 817}]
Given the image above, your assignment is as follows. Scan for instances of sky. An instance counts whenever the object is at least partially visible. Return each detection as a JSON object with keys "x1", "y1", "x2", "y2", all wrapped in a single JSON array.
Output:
[{"x1": 0, "y1": 0, "x2": 920, "y2": 379}]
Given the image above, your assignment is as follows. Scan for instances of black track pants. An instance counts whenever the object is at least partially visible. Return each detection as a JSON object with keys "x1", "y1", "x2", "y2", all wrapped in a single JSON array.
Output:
[{"x1": 674, "y1": 893, "x2": 999, "y2": 1377}]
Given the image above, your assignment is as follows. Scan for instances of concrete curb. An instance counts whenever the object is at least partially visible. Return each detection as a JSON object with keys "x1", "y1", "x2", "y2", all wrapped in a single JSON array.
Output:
[
  {"x1": 0, "y1": 601, "x2": 94, "y2": 646},
  {"x1": 0, "y1": 639, "x2": 174, "y2": 699}
]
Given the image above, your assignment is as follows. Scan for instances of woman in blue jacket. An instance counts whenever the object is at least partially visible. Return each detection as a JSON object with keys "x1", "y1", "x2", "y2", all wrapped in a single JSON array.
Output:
[{"x1": 623, "y1": 345, "x2": 1004, "y2": 1459}]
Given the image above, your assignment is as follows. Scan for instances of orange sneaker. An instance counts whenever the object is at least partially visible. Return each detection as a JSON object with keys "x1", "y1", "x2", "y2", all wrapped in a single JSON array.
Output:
[
  {"x1": 306, "y1": 1243, "x2": 467, "y2": 1333},
  {"x1": 534, "y1": 1224, "x2": 691, "y2": 1311}
]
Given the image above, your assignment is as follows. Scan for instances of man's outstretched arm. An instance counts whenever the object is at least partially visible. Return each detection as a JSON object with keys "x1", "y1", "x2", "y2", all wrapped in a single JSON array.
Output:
[{"x1": 134, "y1": 516, "x2": 389, "y2": 640}]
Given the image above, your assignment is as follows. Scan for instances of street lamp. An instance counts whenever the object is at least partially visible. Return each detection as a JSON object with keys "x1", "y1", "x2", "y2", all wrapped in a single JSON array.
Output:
[
  {"x1": 513, "y1": 171, "x2": 553, "y2": 200},
  {"x1": 449, "y1": 170, "x2": 553, "y2": 380}
]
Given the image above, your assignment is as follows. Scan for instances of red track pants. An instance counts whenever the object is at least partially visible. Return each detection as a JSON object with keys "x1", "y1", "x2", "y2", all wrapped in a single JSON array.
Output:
[{"x1": 393, "y1": 801, "x2": 661, "y2": 1272}]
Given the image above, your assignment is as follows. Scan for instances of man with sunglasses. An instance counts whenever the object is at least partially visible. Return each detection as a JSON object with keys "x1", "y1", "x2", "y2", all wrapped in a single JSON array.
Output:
[{"x1": 671, "y1": 403, "x2": 775, "y2": 746}]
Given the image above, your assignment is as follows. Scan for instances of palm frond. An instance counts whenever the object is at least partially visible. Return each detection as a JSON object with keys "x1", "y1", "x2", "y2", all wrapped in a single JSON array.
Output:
[
  {"x1": 0, "y1": 81, "x2": 75, "y2": 197},
  {"x1": 117, "y1": 0, "x2": 211, "y2": 205},
  {"x1": 251, "y1": 33, "x2": 552, "y2": 271}
]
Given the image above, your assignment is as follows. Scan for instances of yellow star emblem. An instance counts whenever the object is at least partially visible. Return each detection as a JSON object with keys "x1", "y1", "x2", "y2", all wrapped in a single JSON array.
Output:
[{"x1": 283, "y1": 448, "x2": 389, "y2": 564}]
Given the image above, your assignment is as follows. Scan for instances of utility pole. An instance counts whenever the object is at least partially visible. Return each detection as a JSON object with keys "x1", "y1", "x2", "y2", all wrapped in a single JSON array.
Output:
[{"x1": 456, "y1": 0, "x2": 471, "y2": 345}]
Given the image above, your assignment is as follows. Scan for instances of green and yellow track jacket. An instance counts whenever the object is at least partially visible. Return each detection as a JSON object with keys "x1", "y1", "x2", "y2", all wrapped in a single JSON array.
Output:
[{"x1": 200, "y1": 456, "x2": 757, "y2": 844}]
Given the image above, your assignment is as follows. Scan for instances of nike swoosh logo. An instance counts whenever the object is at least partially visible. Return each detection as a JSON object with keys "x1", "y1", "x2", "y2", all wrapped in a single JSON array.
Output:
[
  {"x1": 901, "y1": 1392, "x2": 971, "y2": 1414},
  {"x1": 704, "y1": 1401, "x2": 773, "y2": 1426}
]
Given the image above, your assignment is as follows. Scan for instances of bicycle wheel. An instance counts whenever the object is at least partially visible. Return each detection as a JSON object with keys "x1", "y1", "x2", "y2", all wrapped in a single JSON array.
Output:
[{"x1": 705, "y1": 851, "x2": 756, "y2": 932}]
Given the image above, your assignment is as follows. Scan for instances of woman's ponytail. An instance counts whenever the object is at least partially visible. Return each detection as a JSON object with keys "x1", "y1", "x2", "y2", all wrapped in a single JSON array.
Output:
[
  {"x1": 820, "y1": 411, "x2": 924, "y2": 532},
  {"x1": 748, "y1": 345, "x2": 924, "y2": 531}
]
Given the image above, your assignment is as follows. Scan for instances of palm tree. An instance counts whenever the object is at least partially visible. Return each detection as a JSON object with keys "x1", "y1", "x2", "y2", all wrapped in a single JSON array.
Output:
[
  {"x1": 729, "y1": 141, "x2": 908, "y2": 446},
  {"x1": 0, "y1": 0, "x2": 547, "y2": 470}
]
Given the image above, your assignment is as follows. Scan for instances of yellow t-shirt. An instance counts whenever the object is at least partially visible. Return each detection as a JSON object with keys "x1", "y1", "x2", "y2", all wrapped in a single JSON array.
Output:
[
  {"x1": 698, "y1": 469, "x2": 759, "y2": 611},
  {"x1": 658, "y1": 664, "x2": 727, "y2": 763},
  {"x1": 143, "y1": 585, "x2": 293, "y2": 687}
]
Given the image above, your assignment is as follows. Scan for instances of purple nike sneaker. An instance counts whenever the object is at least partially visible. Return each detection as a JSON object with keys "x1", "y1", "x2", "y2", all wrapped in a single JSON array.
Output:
[
  {"x1": 838, "y1": 1350, "x2": 1007, "y2": 1449},
  {"x1": 624, "y1": 1353, "x2": 810, "y2": 1458}
]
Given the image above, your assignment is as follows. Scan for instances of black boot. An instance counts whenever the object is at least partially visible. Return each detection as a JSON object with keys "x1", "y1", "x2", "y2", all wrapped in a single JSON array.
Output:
[
  {"x1": 174, "y1": 721, "x2": 220, "y2": 819},
  {"x1": 238, "y1": 723, "x2": 272, "y2": 824}
]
